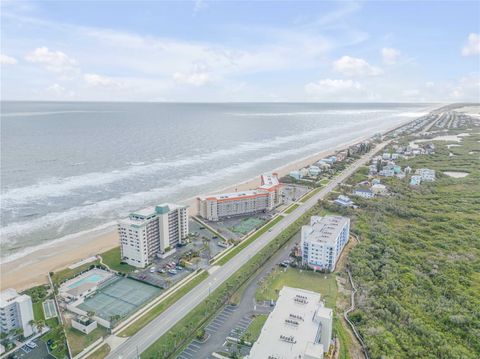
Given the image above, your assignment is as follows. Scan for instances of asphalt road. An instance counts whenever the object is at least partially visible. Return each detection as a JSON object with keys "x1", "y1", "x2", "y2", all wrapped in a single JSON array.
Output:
[{"x1": 107, "y1": 142, "x2": 388, "y2": 359}]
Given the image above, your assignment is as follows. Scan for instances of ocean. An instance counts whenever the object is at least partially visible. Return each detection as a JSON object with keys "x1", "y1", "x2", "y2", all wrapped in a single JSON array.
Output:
[{"x1": 0, "y1": 102, "x2": 433, "y2": 262}]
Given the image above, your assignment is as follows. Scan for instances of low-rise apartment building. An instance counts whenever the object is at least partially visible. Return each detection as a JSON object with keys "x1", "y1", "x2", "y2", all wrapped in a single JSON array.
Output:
[
  {"x1": 118, "y1": 203, "x2": 188, "y2": 268},
  {"x1": 301, "y1": 216, "x2": 350, "y2": 272},
  {"x1": 0, "y1": 289, "x2": 35, "y2": 337},
  {"x1": 197, "y1": 173, "x2": 282, "y2": 221}
]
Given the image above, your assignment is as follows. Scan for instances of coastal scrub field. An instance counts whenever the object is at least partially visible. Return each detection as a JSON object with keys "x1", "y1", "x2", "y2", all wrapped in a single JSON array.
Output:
[{"x1": 346, "y1": 133, "x2": 480, "y2": 358}]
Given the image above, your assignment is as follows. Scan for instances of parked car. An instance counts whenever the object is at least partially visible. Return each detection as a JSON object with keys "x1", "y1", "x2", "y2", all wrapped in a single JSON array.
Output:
[
  {"x1": 157, "y1": 269, "x2": 166, "y2": 274},
  {"x1": 168, "y1": 269, "x2": 177, "y2": 275},
  {"x1": 26, "y1": 342, "x2": 37, "y2": 349},
  {"x1": 175, "y1": 265, "x2": 183, "y2": 270},
  {"x1": 149, "y1": 267, "x2": 156, "y2": 273}
]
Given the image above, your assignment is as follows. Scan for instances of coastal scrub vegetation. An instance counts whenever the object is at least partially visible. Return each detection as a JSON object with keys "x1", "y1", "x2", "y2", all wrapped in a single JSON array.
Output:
[{"x1": 344, "y1": 133, "x2": 480, "y2": 358}]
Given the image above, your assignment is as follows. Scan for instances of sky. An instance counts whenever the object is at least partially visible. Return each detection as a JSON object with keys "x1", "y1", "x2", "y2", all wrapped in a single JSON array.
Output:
[{"x1": 0, "y1": 0, "x2": 479, "y2": 102}]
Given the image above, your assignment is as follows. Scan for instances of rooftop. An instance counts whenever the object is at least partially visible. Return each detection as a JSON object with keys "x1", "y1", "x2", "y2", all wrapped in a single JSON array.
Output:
[
  {"x1": 0, "y1": 288, "x2": 19, "y2": 307},
  {"x1": 303, "y1": 216, "x2": 350, "y2": 246},
  {"x1": 200, "y1": 189, "x2": 266, "y2": 201},
  {"x1": 248, "y1": 286, "x2": 332, "y2": 359},
  {"x1": 258, "y1": 173, "x2": 281, "y2": 191}
]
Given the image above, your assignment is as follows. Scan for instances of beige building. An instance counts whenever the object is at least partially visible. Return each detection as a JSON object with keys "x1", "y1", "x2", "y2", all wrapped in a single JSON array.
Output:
[
  {"x1": 197, "y1": 173, "x2": 282, "y2": 221},
  {"x1": 118, "y1": 203, "x2": 188, "y2": 268}
]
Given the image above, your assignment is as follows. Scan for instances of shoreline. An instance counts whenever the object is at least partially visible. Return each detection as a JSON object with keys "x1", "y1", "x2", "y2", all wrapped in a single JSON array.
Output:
[{"x1": 0, "y1": 114, "x2": 421, "y2": 291}]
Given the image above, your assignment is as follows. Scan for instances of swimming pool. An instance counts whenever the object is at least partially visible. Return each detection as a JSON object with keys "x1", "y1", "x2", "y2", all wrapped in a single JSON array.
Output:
[{"x1": 68, "y1": 274, "x2": 104, "y2": 289}]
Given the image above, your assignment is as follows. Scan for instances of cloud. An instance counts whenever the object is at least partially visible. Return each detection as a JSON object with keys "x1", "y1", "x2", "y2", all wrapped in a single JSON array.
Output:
[
  {"x1": 173, "y1": 63, "x2": 211, "y2": 86},
  {"x1": 0, "y1": 53, "x2": 18, "y2": 65},
  {"x1": 305, "y1": 78, "x2": 362, "y2": 95},
  {"x1": 381, "y1": 47, "x2": 400, "y2": 65},
  {"x1": 462, "y1": 33, "x2": 480, "y2": 56},
  {"x1": 193, "y1": 0, "x2": 208, "y2": 14},
  {"x1": 402, "y1": 89, "x2": 420, "y2": 97},
  {"x1": 84, "y1": 73, "x2": 123, "y2": 88},
  {"x1": 449, "y1": 74, "x2": 480, "y2": 99},
  {"x1": 46, "y1": 83, "x2": 74, "y2": 97},
  {"x1": 25, "y1": 47, "x2": 78, "y2": 77},
  {"x1": 333, "y1": 56, "x2": 382, "y2": 77}
]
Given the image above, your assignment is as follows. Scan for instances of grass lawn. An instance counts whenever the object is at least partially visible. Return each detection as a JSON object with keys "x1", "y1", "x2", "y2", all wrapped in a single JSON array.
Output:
[
  {"x1": 99, "y1": 247, "x2": 135, "y2": 273},
  {"x1": 33, "y1": 301, "x2": 45, "y2": 321},
  {"x1": 241, "y1": 314, "x2": 268, "y2": 343},
  {"x1": 41, "y1": 318, "x2": 68, "y2": 359},
  {"x1": 86, "y1": 344, "x2": 110, "y2": 359},
  {"x1": 119, "y1": 271, "x2": 209, "y2": 337},
  {"x1": 299, "y1": 187, "x2": 321, "y2": 203},
  {"x1": 335, "y1": 320, "x2": 354, "y2": 359},
  {"x1": 67, "y1": 325, "x2": 108, "y2": 356},
  {"x1": 215, "y1": 216, "x2": 283, "y2": 266},
  {"x1": 284, "y1": 203, "x2": 300, "y2": 214},
  {"x1": 255, "y1": 267, "x2": 337, "y2": 308}
]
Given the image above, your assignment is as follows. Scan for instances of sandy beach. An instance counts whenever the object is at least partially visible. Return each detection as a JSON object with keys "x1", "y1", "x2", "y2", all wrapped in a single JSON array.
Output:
[{"x1": 0, "y1": 117, "x2": 417, "y2": 291}]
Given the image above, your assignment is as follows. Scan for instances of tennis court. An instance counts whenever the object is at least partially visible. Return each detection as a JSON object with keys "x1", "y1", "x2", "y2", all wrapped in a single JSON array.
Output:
[
  {"x1": 42, "y1": 299, "x2": 57, "y2": 319},
  {"x1": 77, "y1": 277, "x2": 160, "y2": 321},
  {"x1": 230, "y1": 217, "x2": 266, "y2": 235}
]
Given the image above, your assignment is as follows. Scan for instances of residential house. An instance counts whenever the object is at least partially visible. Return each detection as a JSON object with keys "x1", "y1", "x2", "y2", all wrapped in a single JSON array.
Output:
[{"x1": 353, "y1": 189, "x2": 374, "y2": 198}]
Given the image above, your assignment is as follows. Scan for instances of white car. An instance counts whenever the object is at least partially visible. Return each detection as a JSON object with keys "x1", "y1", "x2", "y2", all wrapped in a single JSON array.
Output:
[
  {"x1": 149, "y1": 267, "x2": 156, "y2": 273},
  {"x1": 26, "y1": 342, "x2": 37, "y2": 349}
]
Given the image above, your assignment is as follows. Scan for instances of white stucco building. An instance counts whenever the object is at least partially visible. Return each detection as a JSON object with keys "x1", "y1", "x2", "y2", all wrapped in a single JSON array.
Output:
[
  {"x1": 118, "y1": 203, "x2": 189, "y2": 268},
  {"x1": 247, "y1": 286, "x2": 333, "y2": 359},
  {"x1": 301, "y1": 216, "x2": 350, "y2": 272},
  {"x1": 197, "y1": 173, "x2": 282, "y2": 221},
  {"x1": 0, "y1": 289, "x2": 35, "y2": 338}
]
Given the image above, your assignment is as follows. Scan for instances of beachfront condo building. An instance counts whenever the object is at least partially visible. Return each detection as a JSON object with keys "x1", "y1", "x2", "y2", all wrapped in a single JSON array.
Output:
[
  {"x1": 197, "y1": 173, "x2": 283, "y2": 221},
  {"x1": 301, "y1": 216, "x2": 350, "y2": 272},
  {"x1": 0, "y1": 289, "x2": 35, "y2": 337},
  {"x1": 247, "y1": 286, "x2": 333, "y2": 359},
  {"x1": 118, "y1": 203, "x2": 188, "y2": 268}
]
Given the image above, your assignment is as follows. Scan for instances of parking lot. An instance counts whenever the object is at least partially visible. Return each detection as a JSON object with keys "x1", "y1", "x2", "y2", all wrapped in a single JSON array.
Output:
[
  {"x1": 176, "y1": 305, "x2": 253, "y2": 359},
  {"x1": 130, "y1": 219, "x2": 226, "y2": 289},
  {"x1": 282, "y1": 184, "x2": 310, "y2": 204},
  {"x1": 12, "y1": 338, "x2": 54, "y2": 359}
]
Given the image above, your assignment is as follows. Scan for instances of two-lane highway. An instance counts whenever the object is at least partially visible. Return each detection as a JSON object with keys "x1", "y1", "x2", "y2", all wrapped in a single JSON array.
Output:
[{"x1": 107, "y1": 141, "x2": 389, "y2": 359}]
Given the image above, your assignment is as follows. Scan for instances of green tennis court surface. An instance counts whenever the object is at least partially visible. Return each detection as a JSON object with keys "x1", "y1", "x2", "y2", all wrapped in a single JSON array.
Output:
[
  {"x1": 77, "y1": 277, "x2": 160, "y2": 321},
  {"x1": 42, "y1": 299, "x2": 57, "y2": 319}
]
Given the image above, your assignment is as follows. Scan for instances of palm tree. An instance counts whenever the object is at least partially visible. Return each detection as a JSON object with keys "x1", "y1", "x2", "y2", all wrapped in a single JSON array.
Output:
[{"x1": 36, "y1": 320, "x2": 46, "y2": 334}]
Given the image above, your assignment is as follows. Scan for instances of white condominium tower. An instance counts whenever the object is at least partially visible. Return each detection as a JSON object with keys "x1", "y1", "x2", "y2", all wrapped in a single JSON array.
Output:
[
  {"x1": 197, "y1": 173, "x2": 283, "y2": 221},
  {"x1": 0, "y1": 289, "x2": 35, "y2": 337},
  {"x1": 301, "y1": 216, "x2": 350, "y2": 272},
  {"x1": 118, "y1": 203, "x2": 188, "y2": 268}
]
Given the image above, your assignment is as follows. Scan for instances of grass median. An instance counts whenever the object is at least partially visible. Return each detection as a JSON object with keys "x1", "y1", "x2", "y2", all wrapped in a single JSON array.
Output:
[
  {"x1": 299, "y1": 187, "x2": 321, "y2": 203},
  {"x1": 284, "y1": 203, "x2": 300, "y2": 214},
  {"x1": 215, "y1": 215, "x2": 283, "y2": 266}
]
